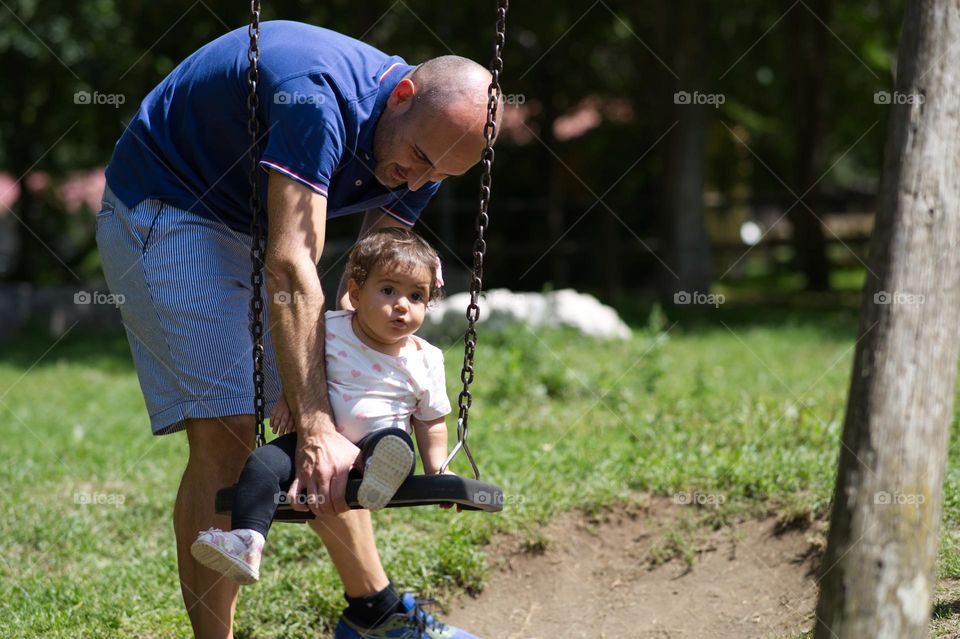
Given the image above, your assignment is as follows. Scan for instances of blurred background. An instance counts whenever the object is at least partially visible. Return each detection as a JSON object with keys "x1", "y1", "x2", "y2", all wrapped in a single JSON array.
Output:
[
  {"x1": 0, "y1": 0, "x2": 905, "y2": 331},
  {"x1": 11, "y1": 5, "x2": 960, "y2": 637}
]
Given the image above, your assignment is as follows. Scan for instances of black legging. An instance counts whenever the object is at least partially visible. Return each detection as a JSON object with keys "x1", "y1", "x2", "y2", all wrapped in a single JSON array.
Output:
[{"x1": 231, "y1": 428, "x2": 415, "y2": 537}]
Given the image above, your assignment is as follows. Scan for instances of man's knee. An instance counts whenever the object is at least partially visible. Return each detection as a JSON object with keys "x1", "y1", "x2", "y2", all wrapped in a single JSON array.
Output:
[{"x1": 184, "y1": 414, "x2": 256, "y2": 473}]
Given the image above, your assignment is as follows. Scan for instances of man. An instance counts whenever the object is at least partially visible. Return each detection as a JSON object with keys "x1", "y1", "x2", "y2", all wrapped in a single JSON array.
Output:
[{"x1": 97, "y1": 20, "x2": 494, "y2": 639}]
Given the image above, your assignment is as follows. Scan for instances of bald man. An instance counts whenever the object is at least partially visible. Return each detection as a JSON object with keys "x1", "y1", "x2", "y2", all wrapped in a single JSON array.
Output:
[{"x1": 96, "y1": 20, "x2": 492, "y2": 639}]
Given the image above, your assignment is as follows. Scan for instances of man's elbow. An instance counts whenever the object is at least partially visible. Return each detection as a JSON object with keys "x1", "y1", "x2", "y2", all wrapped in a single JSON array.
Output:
[{"x1": 265, "y1": 256, "x2": 324, "y2": 299}]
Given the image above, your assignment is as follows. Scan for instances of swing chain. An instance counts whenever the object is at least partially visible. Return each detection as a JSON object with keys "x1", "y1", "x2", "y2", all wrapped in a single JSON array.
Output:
[
  {"x1": 445, "y1": 0, "x2": 508, "y2": 480},
  {"x1": 245, "y1": 2, "x2": 508, "y2": 460},
  {"x1": 247, "y1": 0, "x2": 267, "y2": 449}
]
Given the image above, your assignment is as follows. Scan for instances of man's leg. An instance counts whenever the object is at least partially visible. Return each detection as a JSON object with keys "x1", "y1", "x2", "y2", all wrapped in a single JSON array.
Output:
[
  {"x1": 174, "y1": 415, "x2": 255, "y2": 639},
  {"x1": 310, "y1": 509, "x2": 390, "y2": 597}
]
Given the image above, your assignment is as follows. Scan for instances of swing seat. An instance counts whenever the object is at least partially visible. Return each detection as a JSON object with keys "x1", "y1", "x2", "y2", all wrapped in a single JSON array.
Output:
[{"x1": 215, "y1": 474, "x2": 504, "y2": 522}]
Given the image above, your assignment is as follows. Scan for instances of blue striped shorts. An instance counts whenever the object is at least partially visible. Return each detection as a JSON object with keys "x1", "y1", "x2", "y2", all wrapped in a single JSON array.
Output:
[{"x1": 95, "y1": 185, "x2": 282, "y2": 435}]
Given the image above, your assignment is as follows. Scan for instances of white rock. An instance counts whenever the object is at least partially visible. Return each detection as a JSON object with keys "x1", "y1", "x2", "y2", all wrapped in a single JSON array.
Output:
[{"x1": 421, "y1": 288, "x2": 632, "y2": 341}]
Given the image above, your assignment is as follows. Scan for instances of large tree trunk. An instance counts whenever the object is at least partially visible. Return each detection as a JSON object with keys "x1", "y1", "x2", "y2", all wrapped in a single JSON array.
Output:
[
  {"x1": 813, "y1": 2, "x2": 960, "y2": 637},
  {"x1": 663, "y1": 0, "x2": 712, "y2": 297}
]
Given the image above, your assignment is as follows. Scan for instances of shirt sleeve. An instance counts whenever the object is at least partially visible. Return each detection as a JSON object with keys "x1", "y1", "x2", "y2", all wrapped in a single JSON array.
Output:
[
  {"x1": 381, "y1": 180, "x2": 442, "y2": 226},
  {"x1": 414, "y1": 345, "x2": 452, "y2": 421},
  {"x1": 259, "y1": 75, "x2": 345, "y2": 197}
]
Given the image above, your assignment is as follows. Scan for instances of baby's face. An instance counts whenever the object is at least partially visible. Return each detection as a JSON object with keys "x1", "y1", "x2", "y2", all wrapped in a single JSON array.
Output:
[{"x1": 349, "y1": 264, "x2": 432, "y2": 347}]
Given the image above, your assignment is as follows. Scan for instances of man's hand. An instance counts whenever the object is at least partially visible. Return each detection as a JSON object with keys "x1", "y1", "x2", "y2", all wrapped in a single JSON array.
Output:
[{"x1": 287, "y1": 427, "x2": 361, "y2": 515}]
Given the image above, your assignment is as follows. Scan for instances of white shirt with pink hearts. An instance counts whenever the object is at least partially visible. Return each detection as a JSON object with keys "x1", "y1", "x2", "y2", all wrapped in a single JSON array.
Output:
[{"x1": 324, "y1": 310, "x2": 451, "y2": 443}]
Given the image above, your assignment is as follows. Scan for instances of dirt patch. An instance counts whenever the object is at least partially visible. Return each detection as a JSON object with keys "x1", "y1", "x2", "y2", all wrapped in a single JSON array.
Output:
[{"x1": 446, "y1": 500, "x2": 821, "y2": 639}]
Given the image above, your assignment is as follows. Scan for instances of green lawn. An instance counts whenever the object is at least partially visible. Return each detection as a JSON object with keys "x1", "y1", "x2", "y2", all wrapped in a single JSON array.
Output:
[{"x1": 2, "y1": 305, "x2": 959, "y2": 638}]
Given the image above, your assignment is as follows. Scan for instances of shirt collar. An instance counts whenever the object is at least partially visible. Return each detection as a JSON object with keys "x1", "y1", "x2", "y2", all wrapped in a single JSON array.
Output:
[{"x1": 357, "y1": 61, "x2": 415, "y2": 159}]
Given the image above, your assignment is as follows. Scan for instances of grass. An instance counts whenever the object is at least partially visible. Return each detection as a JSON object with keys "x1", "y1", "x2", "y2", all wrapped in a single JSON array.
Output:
[{"x1": 2, "y1": 303, "x2": 959, "y2": 637}]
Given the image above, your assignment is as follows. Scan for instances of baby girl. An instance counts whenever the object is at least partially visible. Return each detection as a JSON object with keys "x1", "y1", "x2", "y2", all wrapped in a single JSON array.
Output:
[{"x1": 191, "y1": 226, "x2": 453, "y2": 584}]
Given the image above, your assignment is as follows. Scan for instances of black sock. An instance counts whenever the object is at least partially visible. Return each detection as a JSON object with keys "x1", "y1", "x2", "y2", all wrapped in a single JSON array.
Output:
[{"x1": 344, "y1": 581, "x2": 403, "y2": 628}]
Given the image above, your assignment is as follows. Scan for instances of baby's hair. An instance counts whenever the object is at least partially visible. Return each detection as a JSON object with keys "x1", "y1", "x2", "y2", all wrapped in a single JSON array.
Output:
[{"x1": 347, "y1": 227, "x2": 444, "y2": 302}]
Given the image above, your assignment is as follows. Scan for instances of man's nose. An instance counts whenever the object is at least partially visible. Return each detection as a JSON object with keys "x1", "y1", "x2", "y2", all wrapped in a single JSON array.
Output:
[{"x1": 407, "y1": 168, "x2": 433, "y2": 192}]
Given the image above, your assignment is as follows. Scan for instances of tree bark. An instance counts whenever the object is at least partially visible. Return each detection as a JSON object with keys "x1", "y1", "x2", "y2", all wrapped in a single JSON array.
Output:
[{"x1": 814, "y1": 2, "x2": 960, "y2": 638}]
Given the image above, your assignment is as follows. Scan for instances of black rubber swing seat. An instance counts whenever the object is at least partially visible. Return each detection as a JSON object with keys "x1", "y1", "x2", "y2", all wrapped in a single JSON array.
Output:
[{"x1": 215, "y1": 474, "x2": 504, "y2": 522}]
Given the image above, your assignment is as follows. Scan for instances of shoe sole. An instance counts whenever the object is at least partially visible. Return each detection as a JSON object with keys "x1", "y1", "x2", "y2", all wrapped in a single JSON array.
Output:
[
  {"x1": 358, "y1": 434, "x2": 415, "y2": 511},
  {"x1": 190, "y1": 539, "x2": 259, "y2": 585}
]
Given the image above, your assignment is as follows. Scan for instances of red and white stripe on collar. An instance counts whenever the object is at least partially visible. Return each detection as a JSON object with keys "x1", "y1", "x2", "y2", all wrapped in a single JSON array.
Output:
[{"x1": 378, "y1": 62, "x2": 402, "y2": 84}]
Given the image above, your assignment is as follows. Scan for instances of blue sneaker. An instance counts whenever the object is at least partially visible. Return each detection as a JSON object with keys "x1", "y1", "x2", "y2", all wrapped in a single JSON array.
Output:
[{"x1": 334, "y1": 592, "x2": 479, "y2": 638}]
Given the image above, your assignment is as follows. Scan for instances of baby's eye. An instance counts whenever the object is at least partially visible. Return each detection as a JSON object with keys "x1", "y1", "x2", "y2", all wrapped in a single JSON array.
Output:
[
  {"x1": 411, "y1": 292, "x2": 425, "y2": 302},
  {"x1": 381, "y1": 286, "x2": 394, "y2": 295}
]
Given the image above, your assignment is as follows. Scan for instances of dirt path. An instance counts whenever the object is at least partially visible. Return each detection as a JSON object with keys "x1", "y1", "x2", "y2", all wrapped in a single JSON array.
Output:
[{"x1": 446, "y1": 501, "x2": 820, "y2": 639}]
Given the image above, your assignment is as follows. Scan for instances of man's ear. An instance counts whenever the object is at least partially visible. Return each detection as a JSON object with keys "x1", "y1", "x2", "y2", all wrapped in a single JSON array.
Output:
[{"x1": 387, "y1": 78, "x2": 416, "y2": 111}]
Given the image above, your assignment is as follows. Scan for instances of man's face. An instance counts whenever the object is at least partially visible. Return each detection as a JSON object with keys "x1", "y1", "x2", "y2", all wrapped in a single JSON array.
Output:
[{"x1": 371, "y1": 81, "x2": 487, "y2": 192}]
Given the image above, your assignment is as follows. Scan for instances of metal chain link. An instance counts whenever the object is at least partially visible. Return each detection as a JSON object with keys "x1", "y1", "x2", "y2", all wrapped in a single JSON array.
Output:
[
  {"x1": 247, "y1": 0, "x2": 266, "y2": 448},
  {"x1": 442, "y1": 0, "x2": 509, "y2": 479}
]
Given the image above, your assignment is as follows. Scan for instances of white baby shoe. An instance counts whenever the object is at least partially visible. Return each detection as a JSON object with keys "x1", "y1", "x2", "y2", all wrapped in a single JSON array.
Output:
[
  {"x1": 190, "y1": 527, "x2": 264, "y2": 585},
  {"x1": 358, "y1": 434, "x2": 415, "y2": 511}
]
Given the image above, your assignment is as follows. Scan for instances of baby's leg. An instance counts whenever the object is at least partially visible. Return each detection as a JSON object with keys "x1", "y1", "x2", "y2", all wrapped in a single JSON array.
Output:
[
  {"x1": 231, "y1": 432, "x2": 298, "y2": 537},
  {"x1": 190, "y1": 434, "x2": 297, "y2": 584},
  {"x1": 356, "y1": 428, "x2": 416, "y2": 510}
]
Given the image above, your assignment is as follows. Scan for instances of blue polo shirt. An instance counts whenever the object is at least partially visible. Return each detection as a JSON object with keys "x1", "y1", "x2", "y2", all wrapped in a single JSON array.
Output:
[{"x1": 105, "y1": 21, "x2": 441, "y2": 234}]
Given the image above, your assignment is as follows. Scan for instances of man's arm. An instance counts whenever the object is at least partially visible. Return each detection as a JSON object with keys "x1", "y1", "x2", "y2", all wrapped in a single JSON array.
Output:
[
  {"x1": 336, "y1": 208, "x2": 410, "y2": 310},
  {"x1": 265, "y1": 171, "x2": 359, "y2": 515}
]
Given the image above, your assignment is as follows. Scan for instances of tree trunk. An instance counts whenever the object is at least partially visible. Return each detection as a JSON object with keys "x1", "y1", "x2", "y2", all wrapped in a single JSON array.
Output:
[
  {"x1": 814, "y1": 3, "x2": 960, "y2": 638},
  {"x1": 789, "y1": 0, "x2": 832, "y2": 291},
  {"x1": 663, "y1": 0, "x2": 712, "y2": 298}
]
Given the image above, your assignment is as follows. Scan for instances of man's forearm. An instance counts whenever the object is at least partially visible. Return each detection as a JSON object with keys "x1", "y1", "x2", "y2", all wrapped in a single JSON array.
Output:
[{"x1": 266, "y1": 260, "x2": 335, "y2": 439}]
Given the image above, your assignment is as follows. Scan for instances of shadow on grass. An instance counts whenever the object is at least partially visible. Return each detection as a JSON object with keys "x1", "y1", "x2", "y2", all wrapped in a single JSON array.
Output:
[
  {"x1": 0, "y1": 321, "x2": 133, "y2": 372},
  {"x1": 934, "y1": 599, "x2": 960, "y2": 619}
]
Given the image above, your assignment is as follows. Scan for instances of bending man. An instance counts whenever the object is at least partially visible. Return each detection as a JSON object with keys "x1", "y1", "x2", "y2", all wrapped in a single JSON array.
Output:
[{"x1": 97, "y1": 20, "x2": 494, "y2": 639}]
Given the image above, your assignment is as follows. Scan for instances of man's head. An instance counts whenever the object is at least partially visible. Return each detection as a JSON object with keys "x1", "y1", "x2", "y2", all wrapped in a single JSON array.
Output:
[{"x1": 372, "y1": 55, "x2": 501, "y2": 191}]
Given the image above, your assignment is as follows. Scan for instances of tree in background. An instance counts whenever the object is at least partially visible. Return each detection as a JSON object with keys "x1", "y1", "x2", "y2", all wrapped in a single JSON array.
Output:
[
  {"x1": 662, "y1": 0, "x2": 713, "y2": 298},
  {"x1": 788, "y1": 0, "x2": 833, "y2": 291}
]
